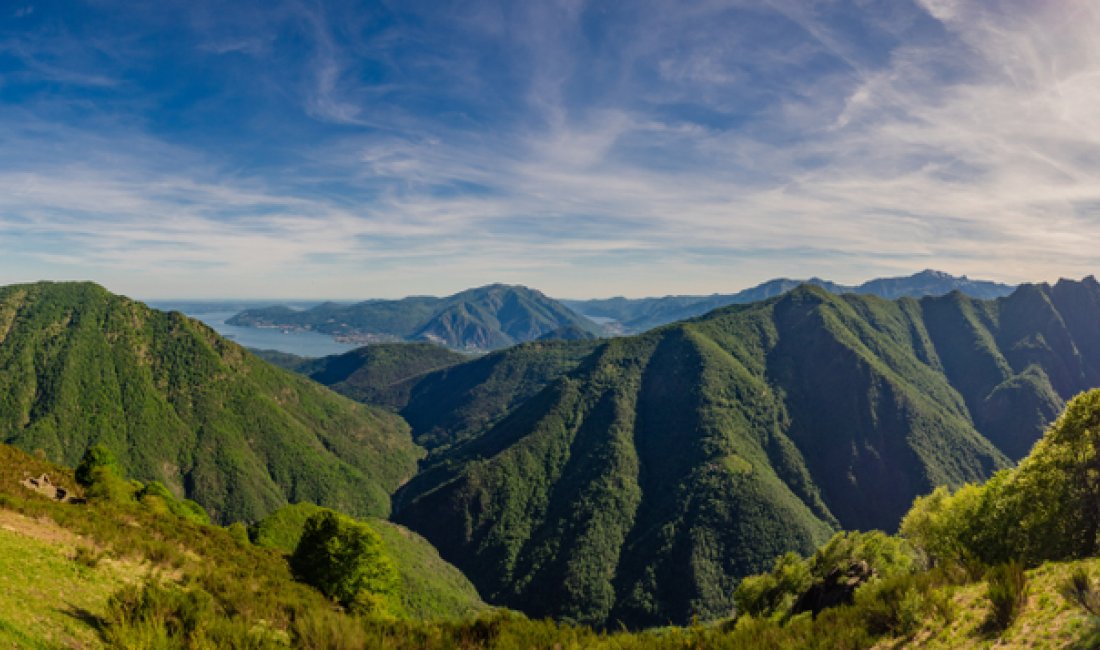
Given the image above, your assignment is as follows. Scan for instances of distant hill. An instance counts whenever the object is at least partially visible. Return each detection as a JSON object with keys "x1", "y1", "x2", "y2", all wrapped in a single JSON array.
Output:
[
  {"x1": 228, "y1": 284, "x2": 604, "y2": 351},
  {"x1": 293, "y1": 343, "x2": 470, "y2": 409},
  {"x1": 0, "y1": 281, "x2": 423, "y2": 524},
  {"x1": 564, "y1": 270, "x2": 1015, "y2": 334},
  {"x1": 391, "y1": 277, "x2": 1100, "y2": 628},
  {"x1": 248, "y1": 347, "x2": 310, "y2": 370}
]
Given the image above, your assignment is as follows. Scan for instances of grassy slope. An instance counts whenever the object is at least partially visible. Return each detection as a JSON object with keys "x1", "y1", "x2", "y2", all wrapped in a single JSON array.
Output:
[
  {"x1": 2, "y1": 443, "x2": 1099, "y2": 648},
  {"x1": 0, "y1": 281, "x2": 423, "y2": 523},
  {"x1": 0, "y1": 512, "x2": 133, "y2": 649},
  {"x1": 877, "y1": 559, "x2": 1100, "y2": 649},
  {"x1": 249, "y1": 501, "x2": 488, "y2": 620},
  {"x1": 0, "y1": 443, "x2": 486, "y2": 646},
  {"x1": 369, "y1": 519, "x2": 488, "y2": 620}
]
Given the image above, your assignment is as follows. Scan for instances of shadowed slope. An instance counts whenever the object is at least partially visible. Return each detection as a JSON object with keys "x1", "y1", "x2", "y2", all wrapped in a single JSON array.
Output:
[{"x1": 394, "y1": 281, "x2": 1100, "y2": 627}]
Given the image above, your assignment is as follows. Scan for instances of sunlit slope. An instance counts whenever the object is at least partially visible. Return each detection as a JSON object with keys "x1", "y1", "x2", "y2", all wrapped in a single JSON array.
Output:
[{"x1": 0, "y1": 281, "x2": 423, "y2": 523}]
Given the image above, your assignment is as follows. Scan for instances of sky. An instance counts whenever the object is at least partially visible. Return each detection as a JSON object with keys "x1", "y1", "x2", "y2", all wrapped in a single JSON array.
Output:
[{"x1": 1, "y1": 0, "x2": 1099, "y2": 299}]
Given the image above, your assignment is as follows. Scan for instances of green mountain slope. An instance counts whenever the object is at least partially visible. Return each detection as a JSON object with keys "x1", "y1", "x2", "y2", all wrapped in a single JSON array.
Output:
[
  {"x1": 0, "y1": 281, "x2": 423, "y2": 523},
  {"x1": 294, "y1": 343, "x2": 469, "y2": 408},
  {"x1": 393, "y1": 279, "x2": 1100, "y2": 627},
  {"x1": 396, "y1": 340, "x2": 599, "y2": 450},
  {"x1": 229, "y1": 284, "x2": 604, "y2": 351}
]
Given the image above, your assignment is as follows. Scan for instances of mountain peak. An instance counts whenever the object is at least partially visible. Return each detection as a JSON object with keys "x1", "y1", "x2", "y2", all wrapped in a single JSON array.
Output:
[
  {"x1": 915, "y1": 269, "x2": 956, "y2": 279},
  {"x1": 230, "y1": 283, "x2": 601, "y2": 351}
]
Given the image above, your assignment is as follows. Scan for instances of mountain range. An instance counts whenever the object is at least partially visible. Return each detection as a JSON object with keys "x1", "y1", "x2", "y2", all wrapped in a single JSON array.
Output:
[
  {"x1": 2, "y1": 275, "x2": 1096, "y2": 632},
  {"x1": 287, "y1": 277, "x2": 1099, "y2": 627},
  {"x1": 227, "y1": 284, "x2": 603, "y2": 351},
  {"x1": 224, "y1": 270, "x2": 1013, "y2": 350},
  {"x1": 0, "y1": 281, "x2": 423, "y2": 524},
  {"x1": 563, "y1": 269, "x2": 1016, "y2": 334}
]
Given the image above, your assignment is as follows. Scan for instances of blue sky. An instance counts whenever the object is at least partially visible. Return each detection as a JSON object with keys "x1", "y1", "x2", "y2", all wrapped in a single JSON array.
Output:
[{"x1": 1, "y1": 0, "x2": 1098, "y2": 299}]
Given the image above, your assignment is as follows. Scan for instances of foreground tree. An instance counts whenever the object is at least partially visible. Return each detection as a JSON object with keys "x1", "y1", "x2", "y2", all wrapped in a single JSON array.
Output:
[{"x1": 290, "y1": 510, "x2": 401, "y2": 616}]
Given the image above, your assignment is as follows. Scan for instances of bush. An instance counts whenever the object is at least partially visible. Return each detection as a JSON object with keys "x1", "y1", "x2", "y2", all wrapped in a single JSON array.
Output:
[
  {"x1": 986, "y1": 561, "x2": 1028, "y2": 632},
  {"x1": 75, "y1": 444, "x2": 119, "y2": 487},
  {"x1": 226, "y1": 522, "x2": 251, "y2": 547},
  {"x1": 75, "y1": 445, "x2": 136, "y2": 503},
  {"x1": 854, "y1": 572, "x2": 952, "y2": 638},
  {"x1": 73, "y1": 545, "x2": 101, "y2": 568},
  {"x1": 809, "y1": 531, "x2": 916, "y2": 580},
  {"x1": 1060, "y1": 568, "x2": 1100, "y2": 618},
  {"x1": 734, "y1": 552, "x2": 811, "y2": 619},
  {"x1": 290, "y1": 510, "x2": 401, "y2": 616},
  {"x1": 901, "y1": 391, "x2": 1100, "y2": 571},
  {"x1": 102, "y1": 582, "x2": 216, "y2": 646},
  {"x1": 733, "y1": 531, "x2": 919, "y2": 622},
  {"x1": 85, "y1": 466, "x2": 135, "y2": 502}
]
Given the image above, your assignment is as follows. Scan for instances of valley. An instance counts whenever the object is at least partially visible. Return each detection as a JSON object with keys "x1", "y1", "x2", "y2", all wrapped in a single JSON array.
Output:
[{"x1": 1, "y1": 277, "x2": 1100, "y2": 646}]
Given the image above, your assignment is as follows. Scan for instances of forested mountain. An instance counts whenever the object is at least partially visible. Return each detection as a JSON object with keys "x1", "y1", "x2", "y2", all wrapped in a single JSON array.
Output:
[
  {"x1": 228, "y1": 284, "x2": 604, "y2": 351},
  {"x1": 564, "y1": 270, "x2": 1015, "y2": 334},
  {"x1": 293, "y1": 343, "x2": 470, "y2": 408},
  {"x1": 0, "y1": 282, "x2": 423, "y2": 523},
  {"x1": 383, "y1": 278, "x2": 1100, "y2": 627}
]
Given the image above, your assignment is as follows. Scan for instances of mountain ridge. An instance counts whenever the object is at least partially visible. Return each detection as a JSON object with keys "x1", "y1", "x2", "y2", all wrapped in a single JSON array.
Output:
[
  {"x1": 0, "y1": 281, "x2": 424, "y2": 524},
  {"x1": 381, "y1": 277, "x2": 1100, "y2": 627},
  {"x1": 564, "y1": 269, "x2": 1015, "y2": 334},
  {"x1": 228, "y1": 284, "x2": 604, "y2": 351}
]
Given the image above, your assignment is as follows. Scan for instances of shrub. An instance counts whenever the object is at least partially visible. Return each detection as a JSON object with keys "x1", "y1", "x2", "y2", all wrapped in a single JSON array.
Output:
[
  {"x1": 1060, "y1": 568, "x2": 1100, "y2": 617},
  {"x1": 76, "y1": 445, "x2": 136, "y2": 503},
  {"x1": 901, "y1": 391, "x2": 1100, "y2": 571},
  {"x1": 73, "y1": 545, "x2": 101, "y2": 568},
  {"x1": 734, "y1": 552, "x2": 811, "y2": 619},
  {"x1": 138, "y1": 481, "x2": 211, "y2": 525},
  {"x1": 85, "y1": 466, "x2": 136, "y2": 502},
  {"x1": 808, "y1": 531, "x2": 917, "y2": 585},
  {"x1": 75, "y1": 444, "x2": 119, "y2": 487},
  {"x1": 986, "y1": 561, "x2": 1028, "y2": 632},
  {"x1": 854, "y1": 572, "x2": 951, "y2": 638},
  {"x1": 226, "y1": 522, "x2": 251, "y2": 547},
  {"x1": 289, "y1": 510, "x2": 401, "y2": 616}
]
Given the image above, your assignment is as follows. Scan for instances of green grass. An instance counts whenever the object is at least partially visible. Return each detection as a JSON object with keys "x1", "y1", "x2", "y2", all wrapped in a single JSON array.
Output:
[
  {"x1": 248, "y1": 502, "x2": 489, "y2": 620},
  {"x1": 0, "y1": 519, "x2": 128, "y2": 648},
  {"x1": 2, "y1": 439, "x2": 1100, "y2": 649}
]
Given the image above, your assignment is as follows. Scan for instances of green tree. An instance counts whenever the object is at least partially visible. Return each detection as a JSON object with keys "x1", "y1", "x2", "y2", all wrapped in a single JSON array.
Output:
[
  {"x1": 75, "y1": 444, "x2": 133, "y2": 502},
  {"x1": 734, "y1": 552, "x2": 811, "y2": 618},
  {"x1": 290, "y1": 510, "x2": 401, "y2": 616},
  {"x1": 75, "y1": 444, "x2": 119, "y2": 487},
  {"x1": 900, "y1": 390, "x2": 1100, "y2": 569}
]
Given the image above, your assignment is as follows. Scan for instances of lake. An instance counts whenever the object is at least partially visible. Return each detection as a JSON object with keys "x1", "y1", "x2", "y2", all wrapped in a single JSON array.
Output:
[{"x1": 149, "y1": 302, "x2": 356, "y2": 358}]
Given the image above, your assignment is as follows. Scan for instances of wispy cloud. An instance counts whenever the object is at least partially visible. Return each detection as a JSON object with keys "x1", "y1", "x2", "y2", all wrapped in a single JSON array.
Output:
[{"x1": 0, "y1": 0, "x2": 1098, "y2": 299}]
